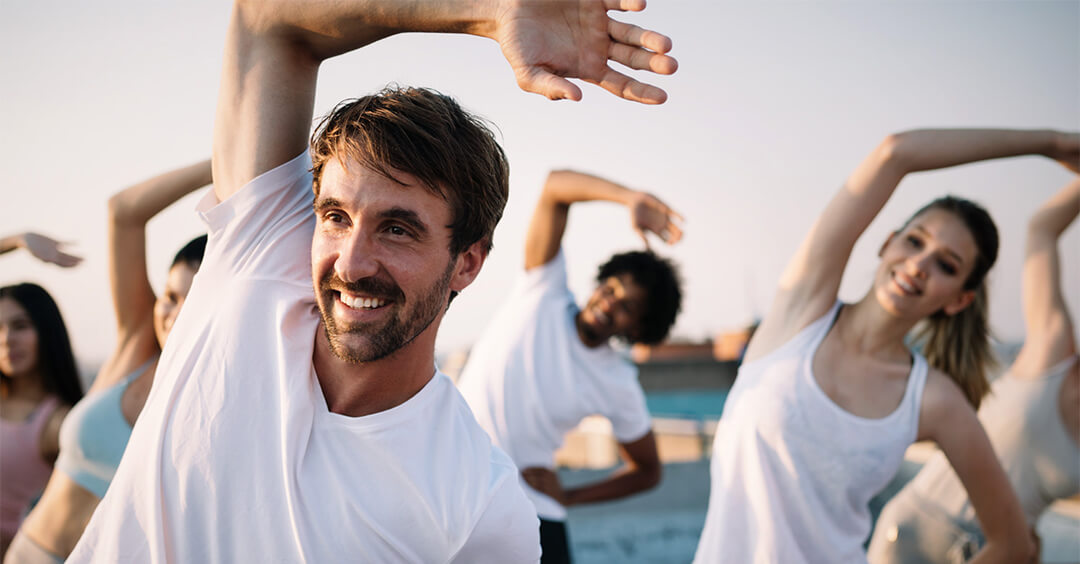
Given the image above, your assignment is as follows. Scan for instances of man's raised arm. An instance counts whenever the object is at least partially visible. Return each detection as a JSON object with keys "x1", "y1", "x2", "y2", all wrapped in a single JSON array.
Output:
[{"x1": 212, "y1": 0, "x2": 678, "y2": 202}]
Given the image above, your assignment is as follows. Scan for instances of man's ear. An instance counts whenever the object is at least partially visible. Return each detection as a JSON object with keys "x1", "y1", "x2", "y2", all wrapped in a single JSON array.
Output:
[
  {"x1": 449, "y1": 241, "x2": 488, "y2": 294},
  {"x1": 943, "y1": 289, "x2": 976, "y2": 316},
  {"x1": 879, "y1": 231, "x2": 898, "y2": 257}
]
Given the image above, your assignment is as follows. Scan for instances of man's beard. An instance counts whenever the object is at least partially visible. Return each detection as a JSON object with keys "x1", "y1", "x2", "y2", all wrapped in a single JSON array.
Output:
[{"x1": 318, "y1": 259, "x2": 454, "y2": 364}]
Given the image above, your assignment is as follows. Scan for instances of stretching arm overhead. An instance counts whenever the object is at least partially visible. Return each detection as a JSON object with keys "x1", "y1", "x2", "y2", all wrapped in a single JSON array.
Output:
[
  {"x1": 97, "y1": 160, "x2": 212, "y2": 392},
  {"x1": 106, "y1": 160, "x2": 212, "y2": 341},
  {"x1": 748, "y1": 129, "x2": 1078, "y2": 362},
  {"x1": 212, "y1": 0, "x2": 679, "y2": 202},
  {"x1": 1014, "y1": 177, "x2": 1080, "y2": 375},
  {"x1": 525, "y1": 169, "x2": 683, "y2": 269}
]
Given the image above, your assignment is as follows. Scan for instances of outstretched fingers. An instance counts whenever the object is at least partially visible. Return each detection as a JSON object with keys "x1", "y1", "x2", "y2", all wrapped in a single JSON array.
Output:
[
  {"x1": 599, "y1": 19, "x2": 675, "y2": 103},
  {"x1": 604, "y1": 0, "x2": 648, "y2": 13},
  {"x1": 609, "y1": 20, "x2": 672, "y2": 55},
  {"x1": 609, "y1": 42, "x2": 678, "y2": 74},
  {"x1": 515, "y1": 66, "x2": 584, "y2": 102},
  {"x1": 586, "y1": 66, "x2": 668, "y2": 105}
]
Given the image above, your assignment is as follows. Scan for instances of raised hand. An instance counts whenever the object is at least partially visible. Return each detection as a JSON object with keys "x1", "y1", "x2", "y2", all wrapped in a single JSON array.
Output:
[
  {"x1": 491, "y1": 0, "x2": 678, "y2": 104},
  {"x1": 19, "y1": 232, "x2": 83, "y2": 267},
  {"x1": 629, "y1": 191, "x2": 683, "y2": 248}
]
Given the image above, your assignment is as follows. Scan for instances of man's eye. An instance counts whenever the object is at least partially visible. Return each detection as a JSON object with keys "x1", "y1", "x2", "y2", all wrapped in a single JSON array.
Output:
[{"x1": 387, "y1": 225, "x2": 408, "y2": 236}]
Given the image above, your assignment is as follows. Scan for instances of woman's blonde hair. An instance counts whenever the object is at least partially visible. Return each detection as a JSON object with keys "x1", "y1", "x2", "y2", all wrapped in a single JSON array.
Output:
[{"x1": 904, "y1": 196, "x2": 999, "y2": 409}]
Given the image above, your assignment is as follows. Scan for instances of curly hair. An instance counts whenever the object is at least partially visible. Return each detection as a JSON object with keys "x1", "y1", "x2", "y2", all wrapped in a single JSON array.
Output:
[{"x1": 596, "y1": 251, "x2": 682, "y2": 345}]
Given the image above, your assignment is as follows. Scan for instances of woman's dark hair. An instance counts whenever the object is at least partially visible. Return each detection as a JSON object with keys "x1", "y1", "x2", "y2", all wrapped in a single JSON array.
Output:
[
  {"x1": 903, "y1": 196, "x2": 999, "y2": 409},
  {"x1": 171, "y1": 234, "x2": 207, "y2": 270},
  {"x1": 596, "y1": 251, "x2": 683, "y2": 345},
  {"x1": 0, "y1": 283, "x2": 83, "y2": 405}
]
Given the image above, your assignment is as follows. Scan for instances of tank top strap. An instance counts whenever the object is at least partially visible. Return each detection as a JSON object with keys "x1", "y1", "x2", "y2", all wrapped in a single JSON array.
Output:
[
  {"x1": 900, "y1": 351, "x2": 929, "y2": 441},
  {"x1": 1045, "y1": 354, "x2": 1079, "y2": 380},
  {"x1": 806, "y1": 301, "x2": 844, "y2": 352},
  {"x1": 28, "y1": 395, "x2": 61, "y2": 434}
]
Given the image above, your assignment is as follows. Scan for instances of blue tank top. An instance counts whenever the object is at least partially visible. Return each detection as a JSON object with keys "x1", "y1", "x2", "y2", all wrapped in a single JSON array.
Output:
[{"x1": 55, "y1": 357, "x2": 156, "y2": 498}]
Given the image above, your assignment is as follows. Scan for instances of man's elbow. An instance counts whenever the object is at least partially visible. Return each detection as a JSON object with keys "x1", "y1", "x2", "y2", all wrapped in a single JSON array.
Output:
[
  {"x1": 1013, "y1": 533, "x2": 1037, "y2": 564},
  {"x1": 639, "y1": 463, "x2": 662, "y2": 491},
  {"x1": 991, "y1": 530, "x2": 1036, "y2": 564}
]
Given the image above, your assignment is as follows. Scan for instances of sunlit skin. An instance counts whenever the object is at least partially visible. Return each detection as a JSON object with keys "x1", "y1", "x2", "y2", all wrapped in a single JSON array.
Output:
[
  {"x1": 872, "y1": 208, "x2": 979, "y2": 322},
  {"x1": 0, "y1": 297, "x2": 40, "y2": 379},
  {"x1": 576, "y1": 273, "x2": 647, "y2": 348},
  {"x1": 310, "y1": 158, "x2": 485, "y2": 416},
  {"x1": 152, "y1": 262, "x2": 197, "y2": 348}
]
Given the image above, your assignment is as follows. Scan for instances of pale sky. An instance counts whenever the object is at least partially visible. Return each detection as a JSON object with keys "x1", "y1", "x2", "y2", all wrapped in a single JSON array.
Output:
[{"x1": 2, "y1": 1, "x2": 1078, "y2": 374}]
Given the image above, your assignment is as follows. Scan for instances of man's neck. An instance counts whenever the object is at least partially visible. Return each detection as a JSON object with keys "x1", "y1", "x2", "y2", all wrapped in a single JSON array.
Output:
[{"x1": 312, "y1": 323, "x2": 437, "y2": 417}]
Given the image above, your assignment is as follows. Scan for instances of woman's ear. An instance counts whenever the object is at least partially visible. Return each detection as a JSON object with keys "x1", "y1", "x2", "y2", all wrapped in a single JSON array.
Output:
[{"x1": 943, "y1": 289, "x2": 976, "y2": 316}]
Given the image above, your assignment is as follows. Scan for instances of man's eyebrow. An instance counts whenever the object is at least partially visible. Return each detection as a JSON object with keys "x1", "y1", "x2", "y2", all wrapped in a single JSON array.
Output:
[
  {"x1": 913, "y1": 224, "x2": 965, "y2": 264},
  {"x1": 313, "y1": 197, "x2": 343, "y2": 214},
  {"x1": 380, "y1": 207, "x2": 429, "y2": 236}
]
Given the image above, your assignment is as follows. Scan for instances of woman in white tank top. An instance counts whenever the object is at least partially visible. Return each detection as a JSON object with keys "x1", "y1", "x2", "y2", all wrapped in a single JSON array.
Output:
[
  {"x1": 868, "y1": 177, "x2": 1080, "y2": 563},
  {"x1": 693, "y1": 129, "x2": 1079, "y2": 564}
]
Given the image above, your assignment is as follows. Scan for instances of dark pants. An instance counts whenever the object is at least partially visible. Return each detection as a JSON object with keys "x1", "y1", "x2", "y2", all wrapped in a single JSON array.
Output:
[{"x1": 539, "y1": 518, "x2": 572, "y2": 564}]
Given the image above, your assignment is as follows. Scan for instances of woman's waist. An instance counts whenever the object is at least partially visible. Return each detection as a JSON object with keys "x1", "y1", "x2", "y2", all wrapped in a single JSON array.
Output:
[{"x1": 19, "y1": 472, "x2": 101, "y2": 558}]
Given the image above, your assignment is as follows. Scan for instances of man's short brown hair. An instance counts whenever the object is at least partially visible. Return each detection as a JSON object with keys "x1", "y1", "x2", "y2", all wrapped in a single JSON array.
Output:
[{"x1": 310, "y1": 86, "x2": 509, "y2": 255}]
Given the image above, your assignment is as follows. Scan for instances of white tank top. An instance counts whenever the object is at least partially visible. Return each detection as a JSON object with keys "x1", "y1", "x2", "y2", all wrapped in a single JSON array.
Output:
[{"x1": 694, "y1": 301, "x2": 928, "y2": 564}]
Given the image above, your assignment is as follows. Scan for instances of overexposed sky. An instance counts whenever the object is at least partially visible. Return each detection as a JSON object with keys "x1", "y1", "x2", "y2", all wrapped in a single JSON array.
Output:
[{"x1": 2, "y1": 1, "x2": 1078, "y2": 373}]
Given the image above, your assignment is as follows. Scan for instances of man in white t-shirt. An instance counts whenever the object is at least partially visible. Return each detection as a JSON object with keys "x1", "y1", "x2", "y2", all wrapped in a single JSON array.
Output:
[
  {"x1": 457, "y1": 170, "x2": 684, "y2": 563},
  {"x1": 67, "y1": 1, "x2": 679, "y2": 562}
]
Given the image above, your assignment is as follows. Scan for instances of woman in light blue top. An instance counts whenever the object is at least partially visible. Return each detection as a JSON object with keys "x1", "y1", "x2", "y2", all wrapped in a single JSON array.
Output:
[{"x1": 7, "y1": 161, "x2": 212, "y2": 563}]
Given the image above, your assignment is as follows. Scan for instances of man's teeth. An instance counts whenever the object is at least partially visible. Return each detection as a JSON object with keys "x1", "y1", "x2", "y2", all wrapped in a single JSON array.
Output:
[{"x1": 340, "y1": 294, "x2": 386, "y2": 310}]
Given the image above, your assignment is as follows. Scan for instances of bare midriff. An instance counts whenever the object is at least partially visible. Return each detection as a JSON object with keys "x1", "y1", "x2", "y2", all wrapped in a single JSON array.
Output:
[{"x1": 19, "y1": 471, "x2": 101, "y2": 558}]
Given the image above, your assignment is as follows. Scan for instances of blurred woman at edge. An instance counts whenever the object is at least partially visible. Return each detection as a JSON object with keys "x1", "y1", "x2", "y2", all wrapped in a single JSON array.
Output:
[{"x1": 6, "y1": 161, "x2": 211, "y2": 563}]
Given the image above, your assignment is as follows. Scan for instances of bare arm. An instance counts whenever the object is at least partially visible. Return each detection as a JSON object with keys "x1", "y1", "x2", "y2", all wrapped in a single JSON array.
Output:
[
  {"x1": 1013, "y1": 178, "x2": 1080, "y2": 376},
  {"x1": 918, "y1": 372, "x2": 1035, "y2": 564},
  {"x1": 524, "y1": 170, "x2": 682, "y2": 269},
  {"x1": 99, "y1": 160, "x2": 212, "y2": 388},
  {"x1": 213, "y1": 0, "x2": 678, "y2": 202},
  {"x1": 746, "y1": 129, "x2": 1072, "y2": 363},
  {"x1": 0, "y1": 232, "x2": 82, "y2": 267},
  {"x1": 521, "y1": 430, "x2": 661, "y2": 506}
]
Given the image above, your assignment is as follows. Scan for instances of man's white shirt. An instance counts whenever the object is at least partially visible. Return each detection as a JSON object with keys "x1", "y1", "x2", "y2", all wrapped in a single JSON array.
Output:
[
  {"x1": 457, "y1": 250, "x2": 652, "y2": 521},
  {"x1": 69, "y1": 153, "x2": 540, "y2": 563}
]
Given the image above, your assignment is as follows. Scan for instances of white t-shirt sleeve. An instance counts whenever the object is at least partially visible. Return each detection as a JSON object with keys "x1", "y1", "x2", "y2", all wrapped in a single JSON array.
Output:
[
  {"x1": 519, "y1": 248, "x2": 572, "y2": 300},
  {"x1": 195, "y1": 152, "x2": 315, "y2": 285},
  {"x1": 450, "y1": 475, "x2": 541, "y2": 564}
]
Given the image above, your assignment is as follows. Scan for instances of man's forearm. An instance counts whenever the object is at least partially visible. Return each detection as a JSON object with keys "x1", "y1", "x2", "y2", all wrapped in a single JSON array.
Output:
[
  {"x1": 563, "y1": 465, "x2": 661, "y2": 507},
  {"x1": 214, "y1": 0, "x2": 499, "y2": 200},
  {"x1": 235, "y1": 0, "x2": 495, "y2": 62},
  {"x1": 542, "y1": 170, "x2": 636, "y2": 209}
]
